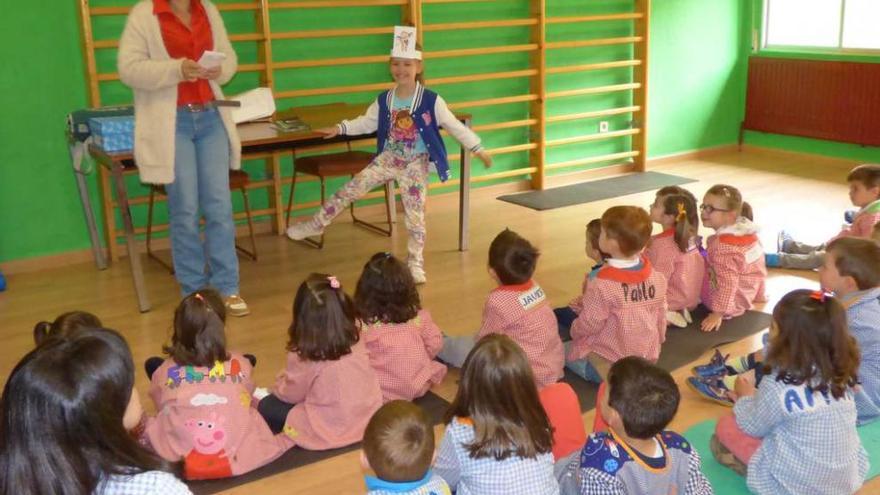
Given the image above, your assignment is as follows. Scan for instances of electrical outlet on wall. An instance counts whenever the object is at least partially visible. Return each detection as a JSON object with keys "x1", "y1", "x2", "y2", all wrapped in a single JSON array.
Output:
[{"x1": 598, "y1": 121, "x2": 609, "y2": 133}]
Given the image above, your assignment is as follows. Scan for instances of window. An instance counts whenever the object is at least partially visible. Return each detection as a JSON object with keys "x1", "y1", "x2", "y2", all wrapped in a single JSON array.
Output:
[{"x1": 764, "y1": 0, "x2": 880, "y2": 51}]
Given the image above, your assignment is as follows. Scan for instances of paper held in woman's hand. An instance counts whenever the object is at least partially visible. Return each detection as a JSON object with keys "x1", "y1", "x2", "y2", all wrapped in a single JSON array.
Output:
[{"x1": 197, "y1": 50, "x2": 226, "y2": 69}]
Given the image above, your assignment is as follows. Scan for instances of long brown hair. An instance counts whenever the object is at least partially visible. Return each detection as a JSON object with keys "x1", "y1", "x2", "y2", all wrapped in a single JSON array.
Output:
[
  {"x1": 164, "y1": 289, "x2": 229, "y2": 367},
  {"x1": 444, "y1": 334, "x2": 553, "y2": 460},
  {"x1": 289, "y1": 273, "x2": 359, "y2": 361},
  {"x1": 763, "y1": 289, "x2": 860, "y2": 399},
  {"x1": 660, "y1": 193, "x2": 699, "y2": 252},
  {"x1": 1, "y1": 327, "x2": 178, "y2": 495}
]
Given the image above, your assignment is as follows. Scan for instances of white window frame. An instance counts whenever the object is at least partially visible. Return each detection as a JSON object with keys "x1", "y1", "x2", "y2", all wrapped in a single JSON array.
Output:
[{"x1": 762, "y1": 0, "x2": 880, "y2": 55}]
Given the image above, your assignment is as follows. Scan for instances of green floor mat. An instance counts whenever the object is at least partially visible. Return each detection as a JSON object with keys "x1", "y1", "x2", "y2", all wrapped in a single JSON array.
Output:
[{"x1": 684, "y1": 419, "x2": 880, "y2": 494}]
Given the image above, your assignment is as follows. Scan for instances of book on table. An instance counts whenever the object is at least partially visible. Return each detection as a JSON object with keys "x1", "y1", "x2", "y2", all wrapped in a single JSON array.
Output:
[{"x1": 272, "y1": 116, "x2": 311, "y2": 133}]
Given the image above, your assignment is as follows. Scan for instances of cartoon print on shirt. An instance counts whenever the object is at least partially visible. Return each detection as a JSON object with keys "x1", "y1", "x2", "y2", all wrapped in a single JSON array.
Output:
[{"x1": 183, "y1": 411, "x2": 233, "y2": 479}]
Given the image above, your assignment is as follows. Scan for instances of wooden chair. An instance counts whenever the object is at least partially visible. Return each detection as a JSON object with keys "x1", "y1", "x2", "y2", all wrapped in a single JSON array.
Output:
[
  {"x1": 285, "y1": 145, "x2": 394, "y2": 249},
  {"x1": 145, "y1": 169, "x2": 258, "y2": 274}
]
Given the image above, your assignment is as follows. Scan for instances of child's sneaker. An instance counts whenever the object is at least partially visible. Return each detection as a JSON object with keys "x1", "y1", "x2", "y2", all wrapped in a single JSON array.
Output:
[
  {"x1": 682, "y1": 307, "x2": 693, "y2": 324},
  {"x1": 410, "y1": 266, "x2": 427, "y2": 285},
  {"x1": 764, "y1": 252, "x2": 781, "y2": 268},
  {"x1": 666, "y1": 310, "x2": 688, "y2": 328},
  {"x1": 687, "y1": 376, "x2": 734, "y2": 407},
  {"x1": 286, "y1": 220, "x2": 324, "y2": 241},
  {"x1": 691, "y1": 349, "x2": 729, "y2": 378},
  {"x1": 776, "y1": 230, "x2": 794, "y2": 253}
]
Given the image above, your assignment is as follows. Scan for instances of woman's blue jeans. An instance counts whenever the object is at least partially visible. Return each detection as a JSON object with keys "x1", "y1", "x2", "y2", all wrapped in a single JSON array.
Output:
[{"x1": 164, "y1": 108, "x2": 239, "y2": 297}]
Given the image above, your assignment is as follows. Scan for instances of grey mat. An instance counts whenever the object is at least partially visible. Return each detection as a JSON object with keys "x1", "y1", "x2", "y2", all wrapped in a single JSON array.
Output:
[
  {"x1": 562, "y1": 305, "x2": 772, "y2": 412},
  {"x1": 497, "y1": 171, "x2": 697, "y2": 211},
  {"x1": 188, "y1": 391, "x2": 450, "y2": 495}
]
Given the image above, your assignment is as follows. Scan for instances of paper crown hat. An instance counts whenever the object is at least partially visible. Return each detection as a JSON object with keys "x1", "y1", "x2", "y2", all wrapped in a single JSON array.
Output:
[{"x1": 390, "y1": 26, "x2": 422, "y2": 60}]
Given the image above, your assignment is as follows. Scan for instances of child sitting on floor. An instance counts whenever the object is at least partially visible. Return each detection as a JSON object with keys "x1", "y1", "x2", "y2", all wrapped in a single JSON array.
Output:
[
  {"x1": 566, "y1": 206, "x2": 667, "y2": 384},
  {"x1": 144, "y1": 290, "x2": 290, "y2": 479},
  {"x1": 646, "y1": 186, "x2": 705, "y2": 328},
  {"x1": 362, "y1": 400, "x2": 451, "y2": 494},
  {"x1": 769, "y1": 164, "x2": 880, "y2": 270},
  {"x1": 699, "y1": 184, "x2": 767, "y2": 332},
  {"x1": 690, "y1": 237, "x2": 880, "y2": 423},
  {"x1": 557, "y1": 356, "x2": 712, "y2": 494},
  {"x1": 554, "y1": 218, "x2": 606, "y2": 339},
  {"x1": 258, "y1": 274, "x2": 383, "y2": 450},
  {"x1": 434, "y1": 334, "x2": 559, "y2": 494},
  {"x1": 710, "y1": 289, "x2": 867, "y2": 495},
  {"x1": 356, "y1": 252, "x2": 446, "y2": 402},
  {"x1": 438, "y1": 229, "x2": 564, "y2": 388}
]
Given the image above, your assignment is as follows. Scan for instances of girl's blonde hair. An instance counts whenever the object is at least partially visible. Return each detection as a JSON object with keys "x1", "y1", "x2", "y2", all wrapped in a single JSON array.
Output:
[{"x1": 705, "y1": 184, "x2": 753, "y2": 220}]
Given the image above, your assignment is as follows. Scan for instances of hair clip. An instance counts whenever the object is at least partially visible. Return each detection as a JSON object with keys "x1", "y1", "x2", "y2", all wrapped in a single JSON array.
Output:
[
  {"x1": 676, "y1": 202, "x2": 687, "y2": 221},
  {"x1": 327, "y1": 276, "x2": 341, "y2": 289},
  {"x1": 810, "y1": 290, "x2": 829, "y2": 303},
  {"x1": 194, "y1": 293, "x2": 205, "y2": 302},
  {"x1": 383, "y1": 252, "x2": 392, "y2": 259}
]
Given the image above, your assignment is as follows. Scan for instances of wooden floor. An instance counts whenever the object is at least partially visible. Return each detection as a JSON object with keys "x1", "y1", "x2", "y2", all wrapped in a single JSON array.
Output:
[{"x1": 1, "y1": 147, "x2": 876, "y2": 494}]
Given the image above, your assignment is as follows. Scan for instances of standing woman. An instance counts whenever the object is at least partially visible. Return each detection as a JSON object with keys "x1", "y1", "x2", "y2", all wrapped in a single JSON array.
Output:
[{"x1": 118, "y1": 0, "x2": 249, "y2": 316}]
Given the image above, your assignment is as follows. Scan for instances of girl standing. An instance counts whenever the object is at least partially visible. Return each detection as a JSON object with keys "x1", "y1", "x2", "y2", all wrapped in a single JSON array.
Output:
[{"x1": 286, "y1": 27, "x2": 492, "y2": 284}]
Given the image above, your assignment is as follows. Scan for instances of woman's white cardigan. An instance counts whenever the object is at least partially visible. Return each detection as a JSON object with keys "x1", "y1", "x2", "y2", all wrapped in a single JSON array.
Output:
[{"x1": 117, "y1": 0, "x2": 241, "y2": 184}]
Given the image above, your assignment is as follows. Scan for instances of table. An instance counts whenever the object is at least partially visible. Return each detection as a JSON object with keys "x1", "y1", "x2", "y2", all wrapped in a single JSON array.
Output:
[{"x1": 81, "y1": 103, "x2": 473, "y2": 312}]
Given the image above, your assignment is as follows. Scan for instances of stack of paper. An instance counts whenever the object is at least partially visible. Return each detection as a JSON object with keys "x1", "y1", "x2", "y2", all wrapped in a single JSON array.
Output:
[{"x1": 230, "y1": 87, "x2": 276, "y2": 124}]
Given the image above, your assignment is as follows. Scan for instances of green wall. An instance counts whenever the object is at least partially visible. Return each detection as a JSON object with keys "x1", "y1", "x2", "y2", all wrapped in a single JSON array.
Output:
[
  {"x1": 740, "y1": 0, "x2": 880, "y2": 162},
  {"x1": 647, "y1": 0, "x2": 748, "y2": 157},
  {"x1": 0, "y1": 0, "x2": 748, "y2": 264}
]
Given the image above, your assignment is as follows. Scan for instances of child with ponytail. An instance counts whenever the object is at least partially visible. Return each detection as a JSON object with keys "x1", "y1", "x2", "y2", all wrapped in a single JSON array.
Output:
[{"x1": 646, "y1": 186, "x2": 705, "y2": 327}]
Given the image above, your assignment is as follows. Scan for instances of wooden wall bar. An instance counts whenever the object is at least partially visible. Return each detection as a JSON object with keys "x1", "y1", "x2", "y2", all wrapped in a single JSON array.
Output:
[{"x1": 76, "y1": 0, "x2": 649, "y2": 257}]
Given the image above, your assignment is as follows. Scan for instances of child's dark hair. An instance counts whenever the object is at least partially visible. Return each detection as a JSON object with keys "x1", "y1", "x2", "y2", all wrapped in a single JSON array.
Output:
[
  {"x1": 355, "y1": 252, "x2": 421, "y2": 325},
  {"x1": 164, "y1": 289, "x2": 229, "y2": 368},
  {"x1": 846, "y1": 164, "x2": 880, "y2": 190},
  {"x1": 826, "y1": 238, "x2": 880, "y2": 290},
  {"x1": 601, "y1": 206, "x2": 652, "y2": 257},
  {"x1": 607, "y1": 357, "x2": 680, "y2": 439},
  {"x1": 705, "y1": 184, "x2": 753, "y2": 221},
  {"x1": 33, "y1": 311, "x2": 102, "y2": 347},
  {"x1": 363, "y1": 400, "x2": 434, "y2": 482},
  {"x1": 660, "y1": 193, "x2": 699, "y2": 252},
  {"x1": 445, "y1": 334, "x2": 553, "y2": 461},
  {"x1": 289, "y1": 273, "x2": 359, "y2": 361},
  {"x1": 488, "y1": 229, "x2": 539, "y2": 285},
  {"x1": 763, "y1": 289, "x2": 860, "y2": 400},
  {"x1": 586, "y1": 219, "x2": 609, "y2": 260},
  {"x1": 0, "y1": 327, "x2": 176, "y2": 495}
]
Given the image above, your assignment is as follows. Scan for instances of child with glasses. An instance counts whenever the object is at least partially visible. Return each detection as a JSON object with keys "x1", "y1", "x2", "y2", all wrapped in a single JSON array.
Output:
[{"x1": 698, "y1": 184, "x2": 767, "y2": 332}]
